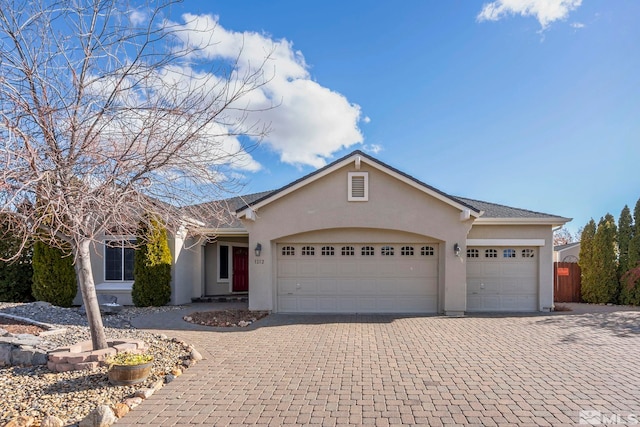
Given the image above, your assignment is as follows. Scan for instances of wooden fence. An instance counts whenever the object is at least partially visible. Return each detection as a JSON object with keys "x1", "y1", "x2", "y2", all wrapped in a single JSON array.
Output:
[{"x1": 553, "y1": 262, "x2": 581, "y2": 303}]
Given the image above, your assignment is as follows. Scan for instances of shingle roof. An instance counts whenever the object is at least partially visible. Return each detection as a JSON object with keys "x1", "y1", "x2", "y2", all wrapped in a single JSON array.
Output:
[
  {"x1": 185, "y1": 191, "x2": 273, "y2": 229},
  {"x1": 455, "y1": 197, "x2": 563, "y2": 219},
  {"x1": 188, "y1": 151, "x2": 568, "y2": 230},
  {"x1": 457, "y1": 197, "x2": 558, "y2": 218}
]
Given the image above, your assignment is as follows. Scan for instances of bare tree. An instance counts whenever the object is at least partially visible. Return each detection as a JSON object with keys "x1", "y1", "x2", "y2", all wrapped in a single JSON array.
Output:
[
  {"x1": 0, "y1": 0, "x2": 270, "y2": 349},
  {"x1": 553, "y1": 227, "x2": 577, "y2": 246}
]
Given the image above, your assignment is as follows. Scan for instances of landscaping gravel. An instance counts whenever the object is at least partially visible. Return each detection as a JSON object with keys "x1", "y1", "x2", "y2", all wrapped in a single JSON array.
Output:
[{"x1": 0, "y1": 302, "x2": 192, "y2": 426}]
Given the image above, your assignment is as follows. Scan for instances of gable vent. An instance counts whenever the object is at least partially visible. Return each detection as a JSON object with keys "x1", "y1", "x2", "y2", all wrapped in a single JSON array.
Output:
[{"x1": 348, "y1": 172, "x2": 368, "y2": 201}]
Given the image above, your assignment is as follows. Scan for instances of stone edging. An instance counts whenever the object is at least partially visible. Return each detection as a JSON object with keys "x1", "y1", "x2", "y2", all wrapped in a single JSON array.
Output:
[
  {"x1": 2, "y1": 342, "x2": 204, "y2": 427},
  {"x1": 48, "y1": 338, "x2": 148, "y2": 372},
  {"x1": 0, "y1": 313, "x2": 67, "y2": 336}
]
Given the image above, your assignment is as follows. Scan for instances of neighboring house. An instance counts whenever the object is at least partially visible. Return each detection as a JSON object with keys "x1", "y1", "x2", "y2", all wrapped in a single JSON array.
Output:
[
  {"x1": 86, "y1": 150, "x2": 570, "y2": 314},
  {"x1": 553, "y1": 242, "x2": 580, "y2": 263}
]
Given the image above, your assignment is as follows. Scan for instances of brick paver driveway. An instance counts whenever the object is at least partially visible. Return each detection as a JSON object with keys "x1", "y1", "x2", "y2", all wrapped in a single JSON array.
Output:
[{"x1": 120, "y1": 310, "x2": 640, "y2": 426}]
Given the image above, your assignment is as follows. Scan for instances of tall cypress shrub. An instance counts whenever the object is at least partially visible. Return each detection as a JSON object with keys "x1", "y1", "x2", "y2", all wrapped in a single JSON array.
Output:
[
  {"x1": 579, "y1": 219, "x2": 597, "y2": 302},
  {"x1": 622, "y1": 198, "x2": 640, "y2": 305},
  {"x1": 628, "y1": 199, "x2": 640, "y2": 270},
  {"x1": 618, "y1": 205, "x2": 633, "y2": 277},
  {"x1": 587, "y1": 214, "x2": 618, "y2": 303},
  {"x1": 32, "y1": 241, "x2": 77, "y2": 307},
  {"x1": 132, "y1": 216, "x2": 172, "y2": 307}
]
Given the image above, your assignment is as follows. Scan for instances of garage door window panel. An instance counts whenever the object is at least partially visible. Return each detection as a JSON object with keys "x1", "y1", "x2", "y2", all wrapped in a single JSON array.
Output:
[
  {"x1": 485, "y1": 249, "x2": 498, "y2": 258},
  {"x1": 421, "y1": 246, "x2": 434, "y2": 256},
  {"x1": 401, "y1": 246, "x2": 414, "y2": 256},
  {"x1": 341, "y1": 246, "x2": 354, "y2": 256},
  {"x1": 361, "y1": 246, "x2": 375, "y2": 256},
  {"x1": 381, "y1": 246, "x2": 394, "y2": 256},
  {"x1": 302, "y1": 246, "x2": 315, "y2": 256},
  {"x1": 503, "y1": 249, "x2": 516, "y2": 258},
  {"x1": 321, "y1": 246, "x2": 335, "y2": 256},
  {"x1": 282, "y1": 246, "x2": 295, "y2": 256}
]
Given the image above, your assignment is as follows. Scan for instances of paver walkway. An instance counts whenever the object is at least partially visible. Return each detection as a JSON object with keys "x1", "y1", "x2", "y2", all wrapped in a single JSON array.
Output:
[{"x1": 120, "y1": 305, "x2": 640, "y2": 426}]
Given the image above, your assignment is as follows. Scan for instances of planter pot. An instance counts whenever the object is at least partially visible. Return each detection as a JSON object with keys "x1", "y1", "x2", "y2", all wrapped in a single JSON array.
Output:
[{"x1": 108, "y1": 361, "x2": 153, "y2": 386}]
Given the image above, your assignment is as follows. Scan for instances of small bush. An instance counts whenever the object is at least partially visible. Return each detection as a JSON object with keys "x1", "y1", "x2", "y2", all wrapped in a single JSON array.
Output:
[
  {"x1": 32, "y1": 241, "x2": 77, "y2": 307},
  {"x1": 0, "y1": 225, "x2": 34, "y2": 302},
  {"x1": 132, "y1": 216, "x2": 172, "y2": 307}
]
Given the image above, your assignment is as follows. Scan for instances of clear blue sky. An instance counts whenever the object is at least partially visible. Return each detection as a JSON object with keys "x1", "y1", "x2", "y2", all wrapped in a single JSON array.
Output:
[{"x1": 178, "y1": 0, "x2": 639, "y2": 235}]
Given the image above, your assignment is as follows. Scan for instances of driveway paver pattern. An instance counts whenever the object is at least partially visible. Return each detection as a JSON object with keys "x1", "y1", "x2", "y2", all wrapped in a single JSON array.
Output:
[{"x1": 118, "y1": 309, "x2": 640, "y2": 426}]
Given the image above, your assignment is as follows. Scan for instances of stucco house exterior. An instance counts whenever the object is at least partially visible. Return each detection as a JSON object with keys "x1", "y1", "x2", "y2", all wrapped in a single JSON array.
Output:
[
  {"x1": 86, "y1": 150, "x2": 570, "y2": 314},
  {"x1": 553, "y1": 242, "x2": 580, "y2": 263}
]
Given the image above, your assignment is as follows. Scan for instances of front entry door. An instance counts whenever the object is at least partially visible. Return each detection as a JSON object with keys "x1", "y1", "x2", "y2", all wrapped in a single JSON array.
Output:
[{"x1": 232, "y1": 247, "x2": 249, "y2": 292}]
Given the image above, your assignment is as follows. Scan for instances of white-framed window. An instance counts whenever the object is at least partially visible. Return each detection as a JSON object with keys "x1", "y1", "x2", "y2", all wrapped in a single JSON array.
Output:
[
  {"x1": 217, "y1": 244, "x2": 230, "y2": 282},
  {"x1": 421, "y1": 246, "x2": 435, "y2": 256},
  {"x1": 522, "y1": 249, "x2": 535, "y2": 258},
  {"x1": 401, "y1": 246, "x2": 414, "y2": 256},
  {"x1": 104, "y1": 240, "x2": 135, "y2": 281},
  {"x1": 467, "y1": 248, "x2": 479, "y2": 258},
  {"x1": 348, "y1": 172, "x2": 369, "y2": 201},
  {"x1": 302, "y1": 246, "x2": 315, "y2": 256},
  {"x1": 321, "y1": 246, "x2": 335, "y2": 256},
  {"x1": 282, "y1": 246, "x2": 295, "y2": 256},
  {"x1": 485, "y1": 249, "x2": 498, "y2": 258},
  {"x1": 381, "y1": 246, "x2": 394, "y2": 256},
  {"x1": 361, "y1": 246, "x2": 375, "y2": 256},
  {"x1": 341, "y1": 246, "x2": 355, "y2": 256},
  {"x1": 503, "y1": 248, "x2": 516, "y2": 258}
]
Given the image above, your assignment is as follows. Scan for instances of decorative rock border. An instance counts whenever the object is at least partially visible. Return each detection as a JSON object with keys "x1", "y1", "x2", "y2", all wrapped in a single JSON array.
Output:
[
  {"x1": 2, "y1": 341, "x2": 204, "y2": 427},
  {"x1": 47, "y1": 338, "x2": 148, "y2": 372},
  {"x1": 0, "y1": 314, "x2": 67, "y2": 367}
]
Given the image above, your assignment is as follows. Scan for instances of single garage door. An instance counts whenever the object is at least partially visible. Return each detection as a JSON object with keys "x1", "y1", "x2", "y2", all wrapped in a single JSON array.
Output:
[
  {"x1": 277, "y1": 243, "x2": 438, "y2": 313},
  {"x1": 466, "y1": 247, "x2": 538, "y2": 312}
]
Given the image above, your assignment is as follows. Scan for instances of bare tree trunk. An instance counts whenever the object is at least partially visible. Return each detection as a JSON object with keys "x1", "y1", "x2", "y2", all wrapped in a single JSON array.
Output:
[{"x1": 74, "y1": 239, "x2": 108, "y2": 350}]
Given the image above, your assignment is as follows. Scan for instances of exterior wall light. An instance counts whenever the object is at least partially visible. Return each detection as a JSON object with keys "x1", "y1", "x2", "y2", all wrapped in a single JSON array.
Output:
[
  {"x1": 254, "y1": 243, "x2": 262, "y2": 257},
  {"x1": 454, "y1": 243, "x2": 461, "y2": 257}
]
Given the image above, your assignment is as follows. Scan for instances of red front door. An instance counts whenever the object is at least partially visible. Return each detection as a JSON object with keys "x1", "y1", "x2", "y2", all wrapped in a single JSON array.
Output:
[{"x1": 232, "y1": 247, "x2": 249, "y2": 292}]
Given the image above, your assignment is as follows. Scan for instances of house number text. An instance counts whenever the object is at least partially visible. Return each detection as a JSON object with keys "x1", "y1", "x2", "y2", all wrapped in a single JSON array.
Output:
[{"x1": 254, "y1": 259, "x2": 264, "y2": 264}]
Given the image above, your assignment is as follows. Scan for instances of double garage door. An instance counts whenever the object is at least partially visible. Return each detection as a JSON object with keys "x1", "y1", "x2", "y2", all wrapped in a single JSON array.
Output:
[
  {"x1": 466, "y1": 247, "x2": 539, "y2": 312},
  {"x1": 277, "y1": 243, "x2": 438, "y2": 313}
]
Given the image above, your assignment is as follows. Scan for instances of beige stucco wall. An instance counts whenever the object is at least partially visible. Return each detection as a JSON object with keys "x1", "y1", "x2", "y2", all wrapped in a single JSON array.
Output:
[
  {"x1": 467, "y1": 224, "x2": 555, "y2": 311},
  {"x1": 241, "y1": 163, "x2": 473, "y2": 314},
  {"x1": 170, "y1": 233, "x2": 203, "y2": 305},
  {"x1": 554, "y1": 244, "x2": 580, "y2": 262}
]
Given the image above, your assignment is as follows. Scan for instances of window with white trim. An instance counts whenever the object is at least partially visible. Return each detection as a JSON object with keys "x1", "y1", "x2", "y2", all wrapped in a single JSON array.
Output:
[
  {"x1": 401, "y1": 246, "x2": 414, "y2": 256},
  {"x1": 218, "y1": 244, "x2": 229, "y2": 281},
  {"x1": 302, "y1": 246, "x2": 315, "y2": 256},
  {"x1": 421, "y1": 246, "x2": 435, "y2": 256},
  {"x1": 503, "y1": 249, "x2": 516, "y2": 258},
  {"x1": 321, "y1": 246, "x2": 335, "y2": 256},
  {"x1": 105, "y1": 240, "x2": 135, "y2": 281},
  {"x1": 467, "y1": 248, "x2": 479, "y2": 258},
  {"x1": 522, "y1": 249, "x2": 535, "y2": 258},
  {"x1": 485, "y1": 249, "x2": 498, "y2": 258},
  {"x1": 381, "y1": 246, "x2": 394, "y2": 256},
  {"x1": 341, "y1": 246, "x2": 355, "y2": 256},
  {"x1": 348, "y1": 172, "x2": 369, "y2": 201},
  {"x1": 282, "y1": 246, "x2": 295, "y2": 256},
  {"x1": 361, "y1": 246, "x2": 375, "y2": 256}
]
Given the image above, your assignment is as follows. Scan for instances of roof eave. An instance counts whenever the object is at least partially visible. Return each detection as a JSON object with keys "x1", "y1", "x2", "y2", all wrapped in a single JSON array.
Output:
[{"x1": 474, "y1": 217, "x2": 572, "y2": 227}]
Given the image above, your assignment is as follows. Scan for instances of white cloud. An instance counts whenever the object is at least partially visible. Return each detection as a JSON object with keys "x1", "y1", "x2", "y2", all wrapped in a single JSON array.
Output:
[
  {"x1": 129, "y1": 10, "x2": 148, "y2": 26},
  {"x1": 571, "y1": 22, "x2": 585, "y2": 29},
  {"x1": 363, "y1": 144, "x2": 382, "y2": 154},
  {"x1": 477, "y1": 0, "x2": 582, "y2": 29},
  {"x1": 169, "y1": 14, "x2": 364, "y2": 168}
]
